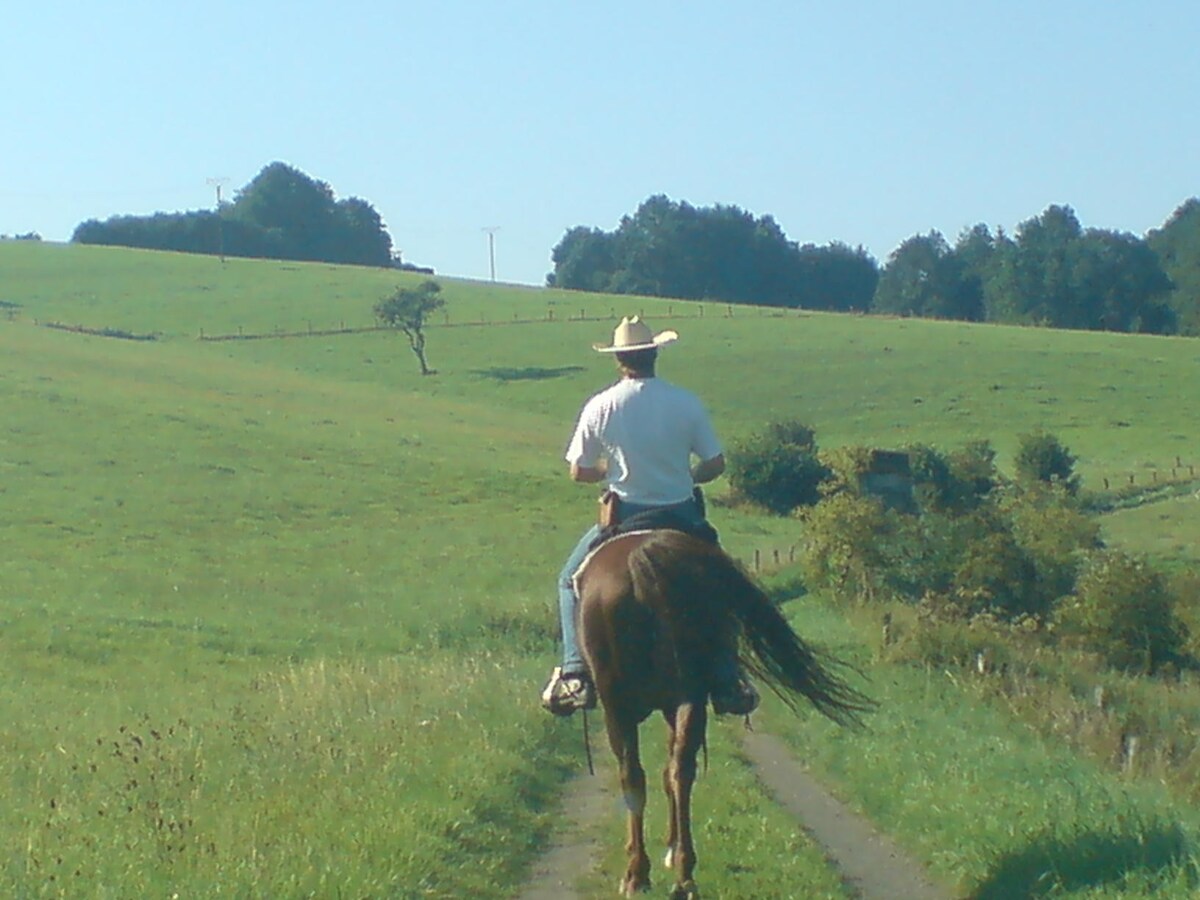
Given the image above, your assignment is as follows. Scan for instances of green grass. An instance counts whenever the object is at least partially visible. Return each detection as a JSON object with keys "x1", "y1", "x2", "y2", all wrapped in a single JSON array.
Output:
[
  {"x1": 759, "y1": 594, "x2": 1200, "y2": 898},
  {"x1": 1101, "y1": 495, "x2": 1200, "y2": 568},
  {"x1": 3, "y1": 240, "x2": 1200, "y2": 896}
]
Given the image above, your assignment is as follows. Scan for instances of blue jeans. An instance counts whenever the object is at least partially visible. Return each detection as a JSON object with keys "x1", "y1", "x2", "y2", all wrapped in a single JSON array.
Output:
[{"x1": 557, "y1": 497, "x2": 714, "y2": 675}]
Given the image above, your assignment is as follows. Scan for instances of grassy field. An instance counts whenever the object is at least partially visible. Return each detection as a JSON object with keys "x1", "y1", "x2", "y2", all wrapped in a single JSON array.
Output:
[{"x1": 3, "y1": 240, "x2": 1200, "y2": 897}]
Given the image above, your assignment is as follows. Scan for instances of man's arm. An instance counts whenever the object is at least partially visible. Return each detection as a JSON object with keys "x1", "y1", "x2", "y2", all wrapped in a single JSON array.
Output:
[{"x1": 691, "y1": 453, "x2": 725, "y2": 485}]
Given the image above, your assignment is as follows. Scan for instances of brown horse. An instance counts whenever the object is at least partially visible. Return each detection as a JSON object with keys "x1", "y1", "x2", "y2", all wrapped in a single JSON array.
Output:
[{"x1": 576, "y1": 528, "x2": 872, "y2": 899}]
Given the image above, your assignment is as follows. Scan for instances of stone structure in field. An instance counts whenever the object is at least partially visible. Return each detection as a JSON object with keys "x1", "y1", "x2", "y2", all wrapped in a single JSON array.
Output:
[{"x1": 861, "y1": 449, "x2": 916, "y2": 513}]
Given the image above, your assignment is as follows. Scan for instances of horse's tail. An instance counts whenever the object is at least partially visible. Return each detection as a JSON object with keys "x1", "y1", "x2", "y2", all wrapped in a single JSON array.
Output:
[{"x1": 628, "y1": 530, "x2": 874, "y2": 727}]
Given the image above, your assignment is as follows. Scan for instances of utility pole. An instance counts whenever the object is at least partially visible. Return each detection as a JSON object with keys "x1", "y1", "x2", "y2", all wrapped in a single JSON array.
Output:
[
  {"x1": 206, "y1": 177, "x2": 230, "y2": 262},
  {"x1": 482, "y1": 226, "x2": 500, "y2": 281}
]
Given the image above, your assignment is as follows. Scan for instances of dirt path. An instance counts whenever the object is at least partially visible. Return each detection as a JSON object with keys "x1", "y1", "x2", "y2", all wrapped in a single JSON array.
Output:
[
  {"x1": 516, "y1": 727, "x2": 956, "y2": 900},
  {"x1": 742, "y1": 730, "x2": 956, "y2": 900},
  {"x1": 516, "y1": 756, "x2": 615, "y2": 899}
]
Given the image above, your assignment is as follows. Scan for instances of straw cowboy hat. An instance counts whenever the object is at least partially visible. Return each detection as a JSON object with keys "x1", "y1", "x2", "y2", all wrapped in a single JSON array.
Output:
[{"x1": 593, "y1": 316, "x2": 679, "y2": 353}]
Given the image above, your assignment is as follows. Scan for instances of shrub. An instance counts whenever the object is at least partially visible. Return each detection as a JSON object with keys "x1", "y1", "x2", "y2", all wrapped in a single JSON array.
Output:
[
  {"x1": 798, "y1": 493, "x2": 904, "y2": 603},
  {"x1": 1014, "y1": 430, "x2": 1080, "y2": 494},
  {"x1": 727, "y1": 420, "x2": 828, "y2": 514},
  {"x1": 905, "y1": 443, "x2": 955, "y2": 513},
  {"x1": 887, "y1": 603, "x2": 1020, "y2": 672},
  {"x1": 1003, "y1": 483, "x2": 1101, "y2": 606},
  {"x1": 1058, "y1": 552, "x2": 1187, "y2": 673},
  {"x1": 945, "y1": 439, "x2": 1000, "y2": 509},
  {"x1": 951, "y1": 527, "x2": 1045, "y2": 620}
]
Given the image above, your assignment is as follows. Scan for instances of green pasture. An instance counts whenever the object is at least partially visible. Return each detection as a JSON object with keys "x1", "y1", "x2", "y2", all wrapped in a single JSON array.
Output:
[
  {"x1": 1102, "y1": 495, "x2": 1200, "y2": 569},
  {"x1": 3, "y1": 240, "x2": 1200, "y2": 897}
]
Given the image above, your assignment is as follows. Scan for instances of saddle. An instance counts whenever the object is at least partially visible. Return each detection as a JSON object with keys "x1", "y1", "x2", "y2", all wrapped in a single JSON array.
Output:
[{"x1": 589, "y1": 488, "x2": 719, "y2": 552}]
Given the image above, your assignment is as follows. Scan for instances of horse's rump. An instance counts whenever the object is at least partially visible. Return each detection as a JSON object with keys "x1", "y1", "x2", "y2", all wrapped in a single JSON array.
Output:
[{"x1": 578, "y1": 528, "x2": 873, "y2": 725}]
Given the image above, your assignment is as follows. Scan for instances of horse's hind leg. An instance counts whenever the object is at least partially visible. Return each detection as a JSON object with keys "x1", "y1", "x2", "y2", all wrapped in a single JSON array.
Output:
[
  {"x1": 665, "y1": 701, "x2": 705, "y2": 900},
  {"x1": 606, "y1": 714, "x2": 651, "y2": 896},
  {"x1": 662, "y1": 710, "x2": 679, "y2": 870}
]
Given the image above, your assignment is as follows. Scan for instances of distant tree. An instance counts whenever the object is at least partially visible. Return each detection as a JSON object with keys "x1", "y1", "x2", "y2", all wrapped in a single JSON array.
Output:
[
  {"x1": 1147, "y1": 198, "x2": 1200, "y2": 335},
  {"x1": 951, "y1": 223, "x2": 995, "y2": 315},
  {"x1": 72, "y1": 161, "x2": 392, "y2": 267},
  {"x1": 229, "y1": 162, "x2": 337, "y2": 260},
  {"x1": 794, "y1": 242, "x2": 879, "y2": 311},
  {"x1": 374, "y1": 280, "x2": 445, "y2": 375},
  {"x1": 873, "y1": 231, "x2": 983, "y2": 320},
  {"x1": 325, "y1": 197, "x2": 394, "y2": 267},
  {"x1": 549, "y1": 195, "x2": 879, "y2": 309},
  {"x1": 550, "y1": 227, "x2": 618, "y2": 292},
  {"x1": 981, "y1": 206, "x2": 1173, "y2": 332},
  {"x1": 984, "y1": 205, "x2": 1083, "y2": 325},
  {"x1": 1070, "y1": 229, "x2": 1175, "y2": 333}
]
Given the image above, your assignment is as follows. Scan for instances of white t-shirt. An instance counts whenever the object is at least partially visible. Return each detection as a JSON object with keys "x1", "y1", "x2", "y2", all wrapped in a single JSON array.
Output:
[{"x1": 564, "y1": 377, "x2": 722, "y2": 505}]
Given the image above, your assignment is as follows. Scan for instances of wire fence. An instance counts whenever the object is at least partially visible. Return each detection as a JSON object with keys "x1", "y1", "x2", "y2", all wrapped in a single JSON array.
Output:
[{"x1": 193, "y1": 303, "x2": 804, "y2": 342}]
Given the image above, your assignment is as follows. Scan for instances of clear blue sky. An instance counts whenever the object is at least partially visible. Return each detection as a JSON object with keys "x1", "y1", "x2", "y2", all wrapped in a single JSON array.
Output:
[{"x1": 3, "y1": 1, "x2": 1197, "y2": 286}]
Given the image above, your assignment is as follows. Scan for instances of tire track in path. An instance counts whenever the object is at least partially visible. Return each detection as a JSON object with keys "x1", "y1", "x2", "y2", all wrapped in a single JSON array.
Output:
[
  {"x1": 516, "y1": 755, "x2": 615, "y2": 899},
  {"x1": 516, "y1": 727, "x2": 957, "y2": 900},
  {"x1": 743, "y1": 730, "x2": 957, "y2": 900}
]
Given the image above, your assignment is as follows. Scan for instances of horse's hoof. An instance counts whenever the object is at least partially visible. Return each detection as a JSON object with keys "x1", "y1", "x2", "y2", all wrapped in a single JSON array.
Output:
[
  {"x1": 619, "y1": 874, "x2": 651, "y2": 896},
  {"x1": 669, "y1": 880, "x2": 700, "y2": 900}
]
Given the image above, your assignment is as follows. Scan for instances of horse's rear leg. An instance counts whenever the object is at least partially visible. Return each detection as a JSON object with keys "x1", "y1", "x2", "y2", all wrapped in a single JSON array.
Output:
[
  {"x1": 664, "y1": 702, "x2": 705, "y2": 900},
  {"x1": 606, "y1": 714, "x2": 651, "y2": 896},
  {"x1": 662, "y1": 711, "x2": 679, "y2": 869}
]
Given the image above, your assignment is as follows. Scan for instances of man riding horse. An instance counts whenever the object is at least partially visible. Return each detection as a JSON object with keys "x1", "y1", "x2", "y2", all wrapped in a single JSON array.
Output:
[{"x1": 541, "y1": 316, "x2": 760, "y2": 718}]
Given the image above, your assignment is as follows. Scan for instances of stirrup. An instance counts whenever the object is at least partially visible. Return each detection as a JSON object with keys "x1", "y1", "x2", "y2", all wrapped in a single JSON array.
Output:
[
  {"x1": 541, "y1": 667, "x2": 597, "y2": 716},
  {"x1": 712, "y1": 677, "x2": 760, "y2": 716}
]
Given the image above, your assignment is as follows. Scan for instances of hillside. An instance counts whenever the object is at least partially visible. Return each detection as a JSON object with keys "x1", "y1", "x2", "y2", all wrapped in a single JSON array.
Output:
[{"x1": 5, "y1": 241, "x2": 1198, "y2": 479}]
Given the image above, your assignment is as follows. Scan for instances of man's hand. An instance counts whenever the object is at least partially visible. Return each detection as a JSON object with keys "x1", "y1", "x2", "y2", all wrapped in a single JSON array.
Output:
[
  {"x1": 570, "y1": 462, "x2": 607, "y2": 483},
  {"x1": 691, "y1": 453, "x2": 726, "y2": 485}
]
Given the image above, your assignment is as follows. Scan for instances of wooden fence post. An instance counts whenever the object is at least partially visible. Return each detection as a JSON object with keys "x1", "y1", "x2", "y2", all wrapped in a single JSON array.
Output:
[{"x1": 1123, "y1": 734, "x2": 1140, "y2": 773}]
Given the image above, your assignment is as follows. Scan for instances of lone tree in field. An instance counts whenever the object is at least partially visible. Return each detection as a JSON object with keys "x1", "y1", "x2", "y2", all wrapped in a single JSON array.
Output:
[{"x1": 374, "y1": 280, "x2": 445, "y2": 375}]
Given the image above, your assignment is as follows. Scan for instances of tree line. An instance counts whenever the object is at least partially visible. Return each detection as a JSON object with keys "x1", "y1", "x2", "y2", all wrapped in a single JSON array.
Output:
[
  {"x1": 72, "y1": 163, "x2": 398, "y2": 269},
  {"x1": 550, "y1": 195, "x2": 1200, "y2": 336}
]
